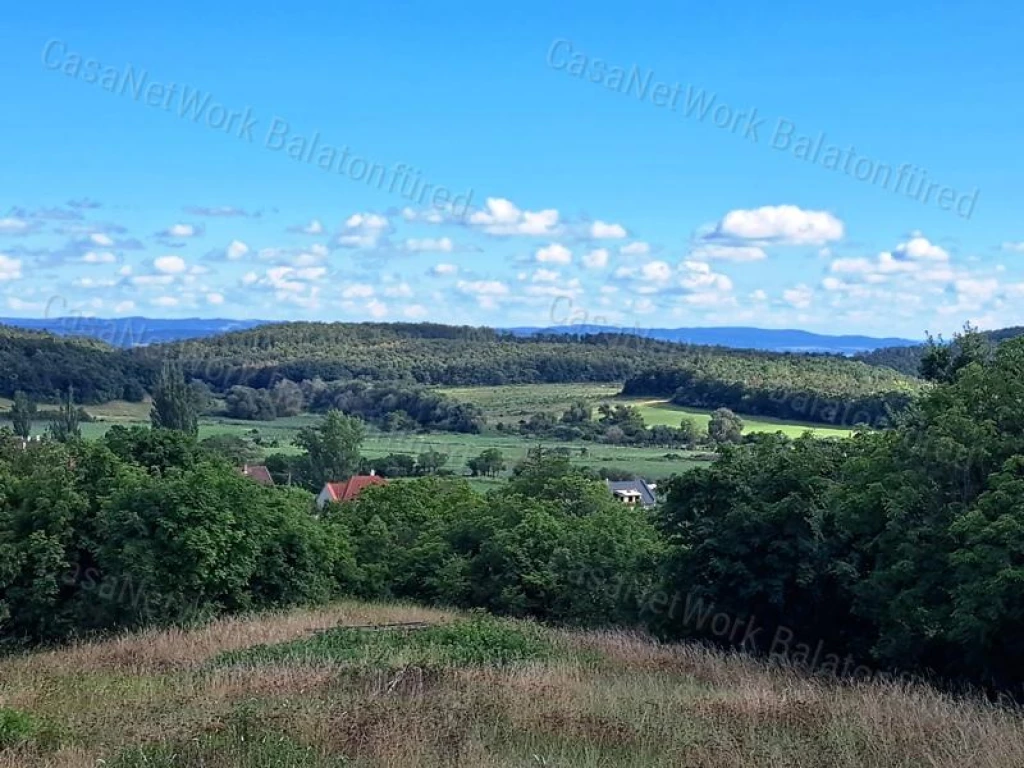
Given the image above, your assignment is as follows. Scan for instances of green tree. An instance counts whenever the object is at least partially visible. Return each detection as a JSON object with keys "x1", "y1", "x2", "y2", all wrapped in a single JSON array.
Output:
[
  {"x1": 10, "y1": 391, "x2": 35, "y2": 439},
  {"x1": 467, "y1": 448, "x2": 505, "y2": 477},
  {"x1": 47, "y1": 386, "x2": 82, "y2": 443},
  {"x1": 293, "y1": 409, "x2": 365, "y2": 489},
  {"x1": 416, "y1": 450, "x2": 449, "y2": 475},
  {"x1": 708, "y1": 407, "x2": 743, "y2": 445},
  {"x1": 150, "y1": 363, "x2": 198, "y2": 435}
]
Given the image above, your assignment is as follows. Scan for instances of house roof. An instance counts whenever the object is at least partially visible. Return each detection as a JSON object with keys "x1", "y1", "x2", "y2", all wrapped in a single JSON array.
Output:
[
  {"x1": 240, "y1": 465, "x2": 275, "y2": 486},
  {"x1": 322, "y1": 474, "x2": 387, "y2": 503},
  {"x1": 606, "y1": 479, "x2": 657, "y2": 507}
]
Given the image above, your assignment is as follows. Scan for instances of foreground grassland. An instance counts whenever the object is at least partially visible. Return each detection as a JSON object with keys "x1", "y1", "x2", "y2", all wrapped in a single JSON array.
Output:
[{"x1": 2, "y1": 601, "x2": 1022, "y2": 767}]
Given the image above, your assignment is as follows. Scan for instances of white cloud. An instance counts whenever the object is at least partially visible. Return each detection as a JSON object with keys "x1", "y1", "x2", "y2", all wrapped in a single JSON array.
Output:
[
  {"x1": 0, "y1": 218, "x2": 31, "y2": 235},
  {"x1": 583, "y1": 248, "x2": 609, "y2": 269},
  {"x1": 206, "y1": 292, "x2": 225, "y2": 305},
  {"x1": 783, "y1": 284, "x2": 814, "y2": 309},
  {"x1": 893, "y1": 236, "x2": 949, "y2": 262},
  {"x1": 469, "y1": 198, "x2": 559, "y2": 236},
  {"x1": 404, "y1": 304, "x2": 429, "y2": 318},
  {"x1": 457, "y1": 279, "x2": 509, "y2": 296},
  {"x1": 342, "y1": 283, "x2": 375, "y2": 299},
  {"x1": 114, "y1": 300, "x2": 136, "y2": 313},
  {"x1": 689, "y1": 244, "x2": 768, "y2": 262},
  {"x1": 300, "y1": 219, "x2": 324, "y2": 234},
  {"x1": 338, "y1": 212, "x2": 390, "y2": 248},
  {"x1": 1001, "y1": 241, "x2": 1024, "y2": 253},
  {"x1": 89, "y1": 233, "x2": 114, "y2": 246},
  {"x1": 679, "y1": 260, "x2": 733, "y2": 292},
  {"x1": 154, "y1": 255, "x2": 188, "y2": 274},
  {"x1": 535, "y1": 243, "x2": 572, "y2": 264},
  {"x1": 639, "y1": 260, "x2": 673, "y2": 283},
  {"x1": 589, "y1": 220, "x2": 627, "y2": 239},
  {"x1": 713, "y1": 205, "x2": 844, "y2": 245},
  {"x1": 82, "y1": 251, "x2": 117, "y2": 264},
  {"x1": 226, "y1": 240, "x2": 250, "y2": 260},
  {"x1": 151, "y1": 296, "x2": 180, "y2": 308},
  {"x1": 620, "y1": 241, "x2": 650, "y2": 256},
  {"x1": 405, "y1": 237, "x2": 454, "y2": 253},
  {"x1": 531, "y1": 268, "x2": 560, "y2": 282},
  {"x1": 383, "y1": 282, "x2": 414, "y2": 298},
  {"x1": 0, "y1": 254, "x2": 23, "y2": 281},
  {"x1": 366, "y1": 299, "x2": 388, "y2": 318},
  {"x1": 432, "y1": 263, "x2": 458, "y2": 276},
  {"x1": 164, "y1": 223, "x2": 198, "y2": 238}
]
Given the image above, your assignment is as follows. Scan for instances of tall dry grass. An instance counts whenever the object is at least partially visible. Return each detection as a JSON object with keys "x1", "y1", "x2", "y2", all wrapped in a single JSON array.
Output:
[{"x1": 2, "y1": 600, "x2": 1023, "y2": 767}]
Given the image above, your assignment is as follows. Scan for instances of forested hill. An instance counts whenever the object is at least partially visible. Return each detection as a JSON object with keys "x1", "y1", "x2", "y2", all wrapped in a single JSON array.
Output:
[
  {"x1": 856, "y1": 326, "x2": 1024, "y2": 376},
  {"x1": 2, "y1": 321, "x2": 925, "y2": 427},
  {"x1": 0, "y1": 326, "x2": 153, "y2": 403}
]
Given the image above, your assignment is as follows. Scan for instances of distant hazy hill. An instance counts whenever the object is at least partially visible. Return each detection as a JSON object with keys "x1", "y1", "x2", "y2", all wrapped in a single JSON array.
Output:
[
  {"x1": 0, "y1": 318, "x2": 920, "y2": 353},
  {"x1": 508, "y1": 325, "x2": 920, "y2": 354},
  {"x1": 0, "y1": 317, "x2": 267, "y2": 347}
]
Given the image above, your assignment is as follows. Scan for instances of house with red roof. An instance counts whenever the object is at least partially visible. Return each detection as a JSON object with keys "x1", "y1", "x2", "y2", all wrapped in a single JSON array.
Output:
[
  {"x1": 239, "y1": 464, "x2": 275, "y2": 486},
  {"x1": 315, "y1": 472, "x2": 388, "y2": 509}
]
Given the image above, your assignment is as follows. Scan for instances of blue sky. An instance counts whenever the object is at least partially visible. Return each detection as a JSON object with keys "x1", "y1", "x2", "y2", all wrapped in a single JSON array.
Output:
[{"x1": 2, "y1": 1, "x2": 1022, "y2": 338}]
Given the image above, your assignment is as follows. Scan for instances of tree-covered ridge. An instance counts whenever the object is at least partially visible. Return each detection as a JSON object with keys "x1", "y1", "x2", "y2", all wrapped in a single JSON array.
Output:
[
  {"x1": 621, "y1": 354, "x2": 923, "y2": 428},
  {"x1": 0, "y1": 326, "x2": 153, "y2": 404},
  {"x1": 141, "y1": 320, "x2": 924, "y2": 391},
  {"x1": 856, "y1": 325, "x2": 1024, "y2": 376}
]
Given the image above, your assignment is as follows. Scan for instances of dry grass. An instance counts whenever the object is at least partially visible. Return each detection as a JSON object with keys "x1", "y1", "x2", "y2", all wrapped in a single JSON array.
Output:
[{"x1": 2, "y1": 600, "x2": 1023, "y2": 767}]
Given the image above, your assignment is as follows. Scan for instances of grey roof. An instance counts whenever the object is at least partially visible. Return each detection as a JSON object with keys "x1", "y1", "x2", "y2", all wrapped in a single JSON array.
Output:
[{"x1": 606, "y1": 479, "x2": 657, "y2": 507}]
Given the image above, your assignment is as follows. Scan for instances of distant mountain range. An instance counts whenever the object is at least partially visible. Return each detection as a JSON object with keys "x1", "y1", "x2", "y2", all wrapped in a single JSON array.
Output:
[
  {"x1": 0, "y1": 317, "x2": 921, "y2": 353},
  {"x1": 508, "y1": 325, "x2": 921, "y2": 355},
  {"x1": 0, "y1": 317, "x2": 267, "y2": 347}
]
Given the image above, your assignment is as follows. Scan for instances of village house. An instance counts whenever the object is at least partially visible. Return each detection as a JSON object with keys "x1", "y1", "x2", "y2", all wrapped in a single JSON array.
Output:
[
  {"x1": 605, "y1": 478, "x2": 657, "y2": 507},
  {"x1": 315, "y1": 472, "x2": 388, "y2": 509},
  {"x1": 239, "y1": 464, "x2": 275, "y2": 486}
]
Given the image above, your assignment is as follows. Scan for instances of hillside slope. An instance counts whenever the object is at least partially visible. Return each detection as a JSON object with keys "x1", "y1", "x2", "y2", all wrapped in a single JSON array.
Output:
[{"x1": 1, "y1": 600, "x2": 1021, "y2": 767}]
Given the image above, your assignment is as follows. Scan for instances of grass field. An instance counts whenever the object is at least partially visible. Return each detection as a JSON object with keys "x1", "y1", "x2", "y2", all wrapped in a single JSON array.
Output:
[
  {"x1": 2, "y1": 599, "x2": 1022, "y2": 767},
  {"x1": 1, "y1": 382, "x2": 851, "y2": 480},
  {"x1": 625, "y1": 399, "x2": 856, "y2": 439}
]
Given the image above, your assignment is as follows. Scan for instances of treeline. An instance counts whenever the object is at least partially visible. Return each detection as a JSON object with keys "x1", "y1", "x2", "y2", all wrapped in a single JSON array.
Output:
[
  {"x1": 0, "y1": 327, "x2": 151, "y2": 404},
  {"x1": 622, "y1": 357, "x2": 920, "y2": 428},
  {"x1": 221, "y1": 379, "x2": 483, "y2": 433},
  {"x1": 856, "y1": 324, "x2": 1024, "y2": 377}
]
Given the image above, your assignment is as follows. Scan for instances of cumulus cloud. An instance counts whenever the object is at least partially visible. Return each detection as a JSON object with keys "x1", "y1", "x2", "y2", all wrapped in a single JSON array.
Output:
[
  {"x1": 404, "y1": 237, "x2": 454, "y2": 253},
  {"x1": 589, "y1": 220, "x2": 627, "y2": 239},
  {"x1": 783, "y1": 283, "x2": 815, "y2": 309},
  {"x1": 689, "y1": 244, "x2": 768, "y2": 262},
  {"x1": 154, "y1": 255, "x2": 188, "y2": 274},
  {"x1": 457, "y1": 279, "x2": 509, "y2": 296},
  {"x1": 432, "y1": 263, "x2": 458, "y2": 276},
  {"x1": 206, "y1": 292, "x2": 225, "y2": 305},
  {"x1": 183, "y1": 205, "x2": 255, "y2": 218},
  {"x1": 0, "y1": 254, "x2": 23, "y2": 281},
  {"x1": 620, "y1": 241, "x2": 651, "y2": 256},
  {"x1": 159, "y1": 223, "x2": 202, "y2": 239},
  {"x1": 337, "y1": 212, "x2": 390, "y2": 249},
  {"x1": 711, "y1": 205, "x2": 844, "y2": 245},
  {"x1": 469, "y1": 198, "x2": 559, "y2": 236},
  {"x1": 226, "y1": 240, "x2": 250, "y2": 260},
  {"x1": 535, "y1": 243, "x2": 572, "y2": 264},
  {"x1": 583, "y1": 248, "x2": 610, "y2": 269},
  {"x1": 289, "y1": 219, "x2": 324, "y2": 235}
]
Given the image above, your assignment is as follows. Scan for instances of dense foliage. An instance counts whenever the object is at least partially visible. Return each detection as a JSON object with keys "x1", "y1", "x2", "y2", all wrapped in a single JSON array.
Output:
[
  {"x1": 622, "y1": 356, "x2": 921, "y2": 428},
  {"x1": 655, "y1": 333, "x2": 1024, "y2": 688},
  {"x1": 0, "y1": 327, "x2": 152, "y2": 404}
]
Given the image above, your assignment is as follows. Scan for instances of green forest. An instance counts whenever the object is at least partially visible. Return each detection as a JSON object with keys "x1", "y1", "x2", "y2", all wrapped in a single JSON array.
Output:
[{"x1": 2, "y1": 321, "x2": 925, "y2": 430}]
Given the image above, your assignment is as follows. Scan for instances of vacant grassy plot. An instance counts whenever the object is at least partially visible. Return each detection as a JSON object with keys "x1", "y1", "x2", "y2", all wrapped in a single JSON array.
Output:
[
  {"x1": 2, "y1": 600, "x2": 1022, "y2": 767},
  {"x1": 627, "y1": 399, "x2": 856, "y2": 439}
]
